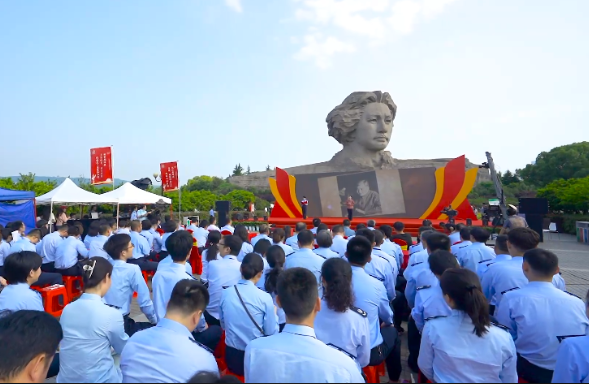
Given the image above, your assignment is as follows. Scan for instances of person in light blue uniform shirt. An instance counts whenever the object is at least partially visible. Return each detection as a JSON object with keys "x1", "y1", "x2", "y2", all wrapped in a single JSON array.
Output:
[
  {"x1": 477, "y1": 234, "x2": 511, "y2": 280},
  {"x1": 482, "y1": 227, "x2": 566, "y2": 311},
  {"x1": 418, "y1": 268, "x2": 517, "y2": 383},
  {"x1": 139, "y1": 220, "x2": 155, "y2": 251},
  {"x1": 102, "y1": 234, "x2": 157, "y2": 336},
  {"x1": 220, "y1": 253, "x2": 279, "y2": 376},
  {"x1": 159, "y1": 220, "x2": 178, "y2": 257},
  {"x1": 253, "y1": 239, "x2": 272, "y2": 290},
  {"x1": 346, "y1": 236, "x2": 402, "y2": 382},
  {"x1": 310, "y1": 218, "x2": 321, "y2": 235},
  {"x1": 355, "y1": 229, "x2": 396, "y2": 301},
  {"x1": 0, "y1": 251, "x2": 44, "y2": 313},
  {"x1": 130, "y1": 207, "x2": 138, "y2": 221},
  {"x1": 152, "y1": 230, "x2": 221, "y2": 352},
  {"x1": 244, "y1": 267, "x2": 364, "y2": 383},
  {"x1": 58, "y1": 257, "x2": 128, "y2": 383},
  {"x1": 458, "y1": 227, "x2": 496, "y2": 273},
  {"x1": 127, "y1": 221, "x2": 158, "y2": 272},
  {"x1": 373, "y1": 230, "x2": 399, "y2": 282},
  {"x1": 205, "y1": 235, "x2": 242, "y2": 327},
  {"x1": 157, "y1": 253, "x2": 193, "y2": 274},
  {"x1": 121, "y1": 280, "x2": 219, "y2": 383},
  {"x1": 55, "y1": 225, "x2": 89, "y2": 276},
  {"x1": 39, "y1": 226, "x2": 68, "y2": 272},
  {"x1": 83, "y1": 221, "x2": 101, "y2": 250},
  {"x1": 343, "y1": 219, "x2": 356, "y2": 237},
  {"x1": 451, "y1": 227, "x2": 472, "y2": 256},
  {"x1": 313, "y1": 230, "x2": 340, "y2": 259},
  {"x1": 88, "y1": 223, "x2": 112, "y2": 259},
  {"x1": 234, "y1": 225, "x2": 253, "y2": 262},
  {"x1": 136, "y1": 205, "x2": 148, "y2": 221},
  {"x1": 148, "y1": 219, "x2": 163, "y2": 254},
  {"x1": 0, "y1": 229, "x2": 12, "y2": 275},
  {"x1": 495, "y1": 248, "x2": 589, "y2": 383},
  {"x1": 250, "y1": 224, "x2": 271, "y2": 247},
  {"x1": 412, "y1": 250, "x2": 457, "y2": 333},
  {"x1": 271, "y1": 228, "x2": 294, "y2": 256},
  {"x1": 285, "y1": 222, "x2": 306, "y2": 251},
  {"x1": 260, "y1": 245, "x2": 287, "y2": 330},
  {"x1": 330, "y1": 225, "x2": 348, "y2": 257},
  {"x1": 8, "y1": 230, "x2": 41, "y2": 255},
  {"x1": 189, "y1": 220, "x2": 208, "y2": 250},
  {"x1": 446, "y1": 223, "x2": 462, "y2": 245},
  {"x1": 404, "y1": 231, "x2": 448, "y2": 309},
  {"x1": 552, "y1": 290, "x2": 589, "y2": 384},
  {"x1": 284, "y1": 230, "x2": 325, "y2": 295},
  {"x1": 200, "y1": 231, "x2": 221, "y2": 284},
  {"x1": 315, "y1": 258, "x2": 370, "y2": 369}
]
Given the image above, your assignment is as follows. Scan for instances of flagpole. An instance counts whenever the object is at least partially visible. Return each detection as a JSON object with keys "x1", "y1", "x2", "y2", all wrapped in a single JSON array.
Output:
[
  {"x1": 111, "y1": 145, "x2": 115, "y2": 191},
  {"x1": 177, "y1": 160, "x2": 181, "y2": 222}
]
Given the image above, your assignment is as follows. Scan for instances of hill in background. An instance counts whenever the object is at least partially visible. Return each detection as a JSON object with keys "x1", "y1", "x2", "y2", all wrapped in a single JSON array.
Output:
[{"x1": 5, "y1": 176, "x2": 128, "y2": 186}]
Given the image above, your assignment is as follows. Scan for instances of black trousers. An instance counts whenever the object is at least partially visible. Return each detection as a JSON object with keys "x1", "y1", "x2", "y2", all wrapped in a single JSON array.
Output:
[
  {"x1": 127, "y1": 257, "x2": 158, "y2": 272},
  {"x1": 204, "y1": 310, "x2": 221, "y2": 327},
  {"x1": 407, "y1": 317, "x2": 422, "y2": 373},
  {"x1": 369, "y1": 326, "x2": 402, "y2": 382},
  {"x1": 192, "y1": 325, "x2": 222, "y2": 352},
  {"x1": 33, "y1": 272, "x2": 63, "y2": 287},
  {"x1": 489, "y1": 305, "x2": 496, "y2": 316},
  {"x1": 302, "y1": 205, "x2": 307, "y2": 219},
  {"x1": 225, "y1": 346, "x2": 246, "y2": 376},
  {"x1": 123, "y1": 315, "x2": 154, "y2": 337},
  {"x1": 47, "y1": 352, "x2": 59, "y2": 378},
  {"x1": 0, "y1": 266, "x2": 3, "y2": 278},
  {"x1": 347, "y1": 208, "x2": 353, "y2": 220},
  {"x1": 57, "y1": 262, "x2": 83, "y2": 276},
  {"x1": 392, "y1": 290, "x2": 408, "y2": 330},
  {"x1": 41, "y1": 262, "x2": 56, "y2": 273},
  {"x1": 517, "y1": 354, "x2": 554, "y2": 383}
]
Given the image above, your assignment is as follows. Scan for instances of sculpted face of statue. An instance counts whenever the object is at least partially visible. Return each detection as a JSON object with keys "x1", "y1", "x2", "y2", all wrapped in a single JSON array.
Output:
[{"x1": 326, "y1": 91, "x2": 397, "y2": 169}]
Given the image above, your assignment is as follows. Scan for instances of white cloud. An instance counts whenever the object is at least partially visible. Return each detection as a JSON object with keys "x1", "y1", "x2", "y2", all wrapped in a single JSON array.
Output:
[
  {"x1": 292, "y1": 0, "x2": 461, "y2": 67},
  {"x1": 225, "y1": 0, "x2": 243, "y2": 13},
  {"x1": 293, "y1": 33, "x2": 356, "y2": 69}
]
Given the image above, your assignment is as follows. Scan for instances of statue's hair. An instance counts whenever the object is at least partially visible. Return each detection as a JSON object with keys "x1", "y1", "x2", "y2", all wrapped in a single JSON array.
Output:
[{"x1": 326, "y1": 91, "x2": 397, "y2": 145}]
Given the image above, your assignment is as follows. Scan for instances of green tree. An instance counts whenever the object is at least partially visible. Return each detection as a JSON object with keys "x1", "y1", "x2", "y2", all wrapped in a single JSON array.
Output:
[
  {"x1": 246, "y1": 166, "x2": 251, "y2": 175},
  {"x1": 223, "y1": 190, "x2": 255, "y2": 210},
  {"x1": 537, "y1": 177, "x2": 589, "y2": 213},
  {"x1": 517, "y1": 142, "x2": 589, "y2": 187},
  {"x1": 265, "y1": 165, "x2": 271, "y2": 171},
  {"x1": 186, "y1": 176, "x2": 215, "y2": 192},
  {"x1": 501, "y1": 170, "x2": 520, "y2": 186},
  {"x1": 232, "y1": 164, "x2": 244, "y2": 176}
]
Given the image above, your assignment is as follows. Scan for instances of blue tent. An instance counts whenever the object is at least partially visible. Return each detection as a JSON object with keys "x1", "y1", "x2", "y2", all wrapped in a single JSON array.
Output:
[{"x1": 0, "y1": 187, "x2": 36, "y2": 232}]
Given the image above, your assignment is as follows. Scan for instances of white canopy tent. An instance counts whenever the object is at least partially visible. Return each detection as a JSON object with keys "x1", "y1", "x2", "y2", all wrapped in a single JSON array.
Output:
[
  {"x1": 100, "y1": 182, "x2": 172, "y2": 224},
  {"x1": 36, "y1": 178, "x2": 118, "y2": 206}
]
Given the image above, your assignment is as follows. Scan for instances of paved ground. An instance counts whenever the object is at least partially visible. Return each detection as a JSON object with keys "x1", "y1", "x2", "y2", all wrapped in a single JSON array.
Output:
[{"x1": 49, "y1": 233, "x2": 588, "y2": 383}]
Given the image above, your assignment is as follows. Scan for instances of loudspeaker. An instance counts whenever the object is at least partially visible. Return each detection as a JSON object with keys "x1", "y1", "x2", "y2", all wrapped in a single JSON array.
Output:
[
  {"x1": 518, "y1": 198, "x2": 549, "y2": 215},
  {"x1": 215, "y1": 201, "x2": 231, "y2": 228},
  {"x1": 525, "y1": 214, "x2": 544, "y2": 243}
]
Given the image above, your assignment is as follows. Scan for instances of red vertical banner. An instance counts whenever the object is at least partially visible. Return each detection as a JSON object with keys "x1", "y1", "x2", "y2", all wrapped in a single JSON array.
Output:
[
  {"x1": 160, "y1": 162, "x2": 179, "y2": 192},
  {"x1": 90, "y1": 147, "x2": 113, "y2": 185}
]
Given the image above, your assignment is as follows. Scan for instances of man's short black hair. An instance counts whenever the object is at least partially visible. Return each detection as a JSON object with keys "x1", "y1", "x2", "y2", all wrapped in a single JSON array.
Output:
[
  {"x1": 141, "y1": 220, "x2": 152, "y2": 231},
  {"x1": 317, "y1": 223, "x2": 329, "y2": 232},
  {"x1": 0, "y1": 310, "x2": 63, "y2": 382},
  {"x1": 418, "y1": 225, "x2": 433, "y2": 235},
  {"x1": 316, "y1": 230, "x2": 333, "y2": 248},
  {"x1": 223, "y1": 235, "x2": 243, "y2": 256},
  {"x1": 166, "y1": 231, "x2": 194, "y2": 262},
  {"x1": 422, "y1": 219, "x2": 432, "y2": 227},
  {"x1": 393, "y1": 221, "x2": 404, "y2": 231},
  {"x1": 343, "y1": 219, "x2": 351, "y2": 227},
  {"x1": 99, "y1": 224, "x2": 111, "y2": 236},
  {"x1": 356, "y1": 223, "x2": 367, "y2": 230},
  {"x1": 277, "y1": 268, "x2": 318, "y2": 322},
  {"x1": 495, "y1": 235, "x2": 509, "y2": 254},
  {"x1": 373, "y1": 230, "x2": 385, "y2": 245},
  {"x1": 67, "y1": 225, "x2": 80, "y2": 237},
  {"x1": 470, "y1": 227, "x2": 490, "y2": 243},
  {"x1": 355, "y1": 228, "x2": 375, "y2": 245},
  {"x1": 26, "y1": 229, "x2": 41, "y2": 239},
  {"x1": 312, "y1": 218, "x2": 321, "y2": 228},
  {"x1": 295, "y1": 222, "x2": 307, "y2": 232},
  {"x1": 167, "y1": 279, "x2": 209, "y2": 315},
  {"x1": 524, "y1": 248, "x2": 559, "y2": 278},
  {"x1": 332, "y1": 225, "x2": 344, "y2": 234},
  {"x1": 507, "y1": 227, "x2": 540, "y2": 252},
  {"x1": 460, "y1": 227, "x2": 471, "y2": 241},
  {"x1": 3, "y1": 252, "x2": 42, "y2": 284},
  {"x1": 297, "y1": 230, "x2": 315, "y2": 246},
  {"x1": 425, "y1": 232, "x2": 451, "y2": 253},
  {"x1": 367, "y1": 219, "x2": 376, "y2": 228},
  {"x1": 379, "y1": 225, "x2": 393, "y2": 238},
  {"x1": 346, "y1": 236, "x2": 372, "y2": 266},
  {"x1": 429, "y1": 250, "x2": 459, "y2": 276}
]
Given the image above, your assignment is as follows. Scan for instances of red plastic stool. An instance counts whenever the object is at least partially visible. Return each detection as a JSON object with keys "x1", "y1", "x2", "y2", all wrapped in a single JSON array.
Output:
[
  {"x1": 62, "y1": 276, "x2": 84, "y2": 301},
  {"x1": 142, "y1": 270, "x2": 155, "y2": 284},
  {"x1": 216, "y1": 358, "x2": 227, "y2": 373},
  {"x1": 215, "y1": 331, "x2": 227, "y2": 359},
  {"x1": 376, "y1": 361, "x2": 385, "y2": 378},
  {"x1": 38, "y1": 285, "x2": 69, "y2": 317},
  {"x1": 363, "y1": 366, "x2": 379, "y2": 384}
]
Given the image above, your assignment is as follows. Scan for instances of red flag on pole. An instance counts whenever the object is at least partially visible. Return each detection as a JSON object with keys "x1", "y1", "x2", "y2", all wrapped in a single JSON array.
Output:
[
  {"x1": 160, "y1": 162, "x2": 179, "y2": 192},
  {"x1": 90, "y1": 147, "x2": 113, "y2": 185}
]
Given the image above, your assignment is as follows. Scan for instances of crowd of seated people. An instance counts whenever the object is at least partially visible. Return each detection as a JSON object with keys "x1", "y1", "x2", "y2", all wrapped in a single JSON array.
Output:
[{"x1": 0, "y1": 216, "x2": 588, "y2": 383}]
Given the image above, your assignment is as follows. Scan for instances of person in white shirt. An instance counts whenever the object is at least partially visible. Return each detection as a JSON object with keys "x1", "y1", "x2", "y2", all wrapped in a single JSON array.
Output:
[{"x1": 207, "y1": 217, "x2": 220, "y2": 232}]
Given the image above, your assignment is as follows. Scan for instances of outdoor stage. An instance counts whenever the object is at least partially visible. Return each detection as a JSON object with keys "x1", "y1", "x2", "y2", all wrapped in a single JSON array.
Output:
[{"x1": 268, "y1": 217, "x2": 483, "y2": 237}]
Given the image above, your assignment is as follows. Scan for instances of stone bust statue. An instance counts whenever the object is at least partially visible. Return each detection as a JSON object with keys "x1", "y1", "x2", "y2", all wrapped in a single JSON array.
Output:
[{"x1": 326, "y1": 91, "x2": 397, "y2": 170}]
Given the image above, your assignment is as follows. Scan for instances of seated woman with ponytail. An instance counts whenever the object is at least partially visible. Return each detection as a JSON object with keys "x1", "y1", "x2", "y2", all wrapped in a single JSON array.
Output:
[
  {"x1": 102, "y1": 234, "x2": 158, "y2": 336},
  {"x1": 201, "y1": 231, "x2": 222, "y2": 284},
  {"x1": 314, "y1": 258, "x2": 370, "y2": 369},
  {"x1": 58, "y1": 257, "x2": 129, "y2": 383},
  {"x1": 235, "y1": 225, "x2": 254, "y2": 262},
  {"x1": 253, "y1": 239, "x2": 272, "y2": 290},
  {"x1": 219, "y1": 253, "x2": 279, "y2": 376},
  {"x1": 418, "y1": 268, "x2": 517, "y2": 383},
  {"x1": 263, "y1": 245, "x2": 286, "y2": 331}
]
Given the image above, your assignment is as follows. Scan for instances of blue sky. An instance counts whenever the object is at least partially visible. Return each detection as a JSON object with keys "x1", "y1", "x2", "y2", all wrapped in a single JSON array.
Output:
[{"x1": 1, "y1": 0, "x2": 587, "y2": 184}]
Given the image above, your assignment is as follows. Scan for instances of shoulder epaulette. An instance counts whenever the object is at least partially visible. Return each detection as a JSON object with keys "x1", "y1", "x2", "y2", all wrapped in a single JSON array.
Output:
[
  {"x1": 458, "y1": 244, "x2": 470, "y2": 249},
  {"x1": 565, "y1": 291, "x2": 582, "y2": 300},
  {"x1": 313, "y1": 252, "x2": 327, "y2": 260},
  {"x1": 326, "y1": 343, "x2": 356, "y2": 360},
  {"x1": 425, "y1": 315, "x2": 446, "y2": 322},
  {"x1": 286, "y1": 252, "x2": 295, "y2": 257},
  {"x1": 478, "y1": 259, "x2": 493, "y2": 264},
  {"x1": 486, "y1": 262, "x2": 495, "y2": 267},
  {"x1": 367, "y1": 273, "x2": 385, "y2": 282},
  {"x1": 411, "y1": 262, "x2": 423, "y2": 267},
  {"x1": 557, "y1": 335, "x2": 586, "y2": 343},
  {"x1": 416, "y1": 285, "x2": 431, "y2": 291},
  {"x1": 500, "y1": 287, "x2": 520, "y2": 295},
  {"x1": 185, "y1": 272, "x2": 196, "y2": 280},
  {"x1": 491, "y1": 322, "x2": 510, "y2": 332},
  {"x1": 222, "y1": 286, "x2": 230, "y2": 290},
  {"x1": 350, "y1": 306, "x2": 367, "y2": 318},
  {"x1": 104, "y1": 303, "x2": 122, "y2": 310},
  {"x1": 189, "y1": 337, "x2": 214, "y2": 354}
]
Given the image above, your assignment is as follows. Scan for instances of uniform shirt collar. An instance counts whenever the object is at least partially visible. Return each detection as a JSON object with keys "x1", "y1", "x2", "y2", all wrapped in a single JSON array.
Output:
[
  {"x1": 238, "y1": 279, "x2": 253, "y2": 286},
  {"x1": 79, "y1": 293, "x2": 103, "y2": 302},
  {"x1": 223, "y1": 255, "x2": 237, "y2": 261},
  {"x1": 282, "y1": 324, "x2": 316, "y2": 338},
  {"x1": 113, "y1": 259, "x2": 127, "y2": 265},
  {"x1": 334, "y1": 235, "x2": 344, "y2": 239},
  {"x1": 157, "y1": 318, "x2": 193, "y2": 338},
  {"x1": 471, "y1": 242, "x2": 485, "y2": 247}
]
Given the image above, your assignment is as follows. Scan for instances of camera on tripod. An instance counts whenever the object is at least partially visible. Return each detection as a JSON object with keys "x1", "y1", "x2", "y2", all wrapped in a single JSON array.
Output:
[{"x1": 441, "y1": 205, "x2": 458, "y2": 224}]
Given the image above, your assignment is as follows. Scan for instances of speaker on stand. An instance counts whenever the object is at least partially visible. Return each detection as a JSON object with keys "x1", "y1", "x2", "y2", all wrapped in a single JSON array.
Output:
[
  {"x1": 518, "y1": 198, "x2": 548, "y2": 242},
  {"x1": 216, "y1": 201, "x2": 231, "y2": 228}
]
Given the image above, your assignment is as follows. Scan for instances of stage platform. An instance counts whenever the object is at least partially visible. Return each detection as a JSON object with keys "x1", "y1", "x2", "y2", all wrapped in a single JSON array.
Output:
[{"x1": 268, "y1": 217, "x2": 482, "y2": 237}]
